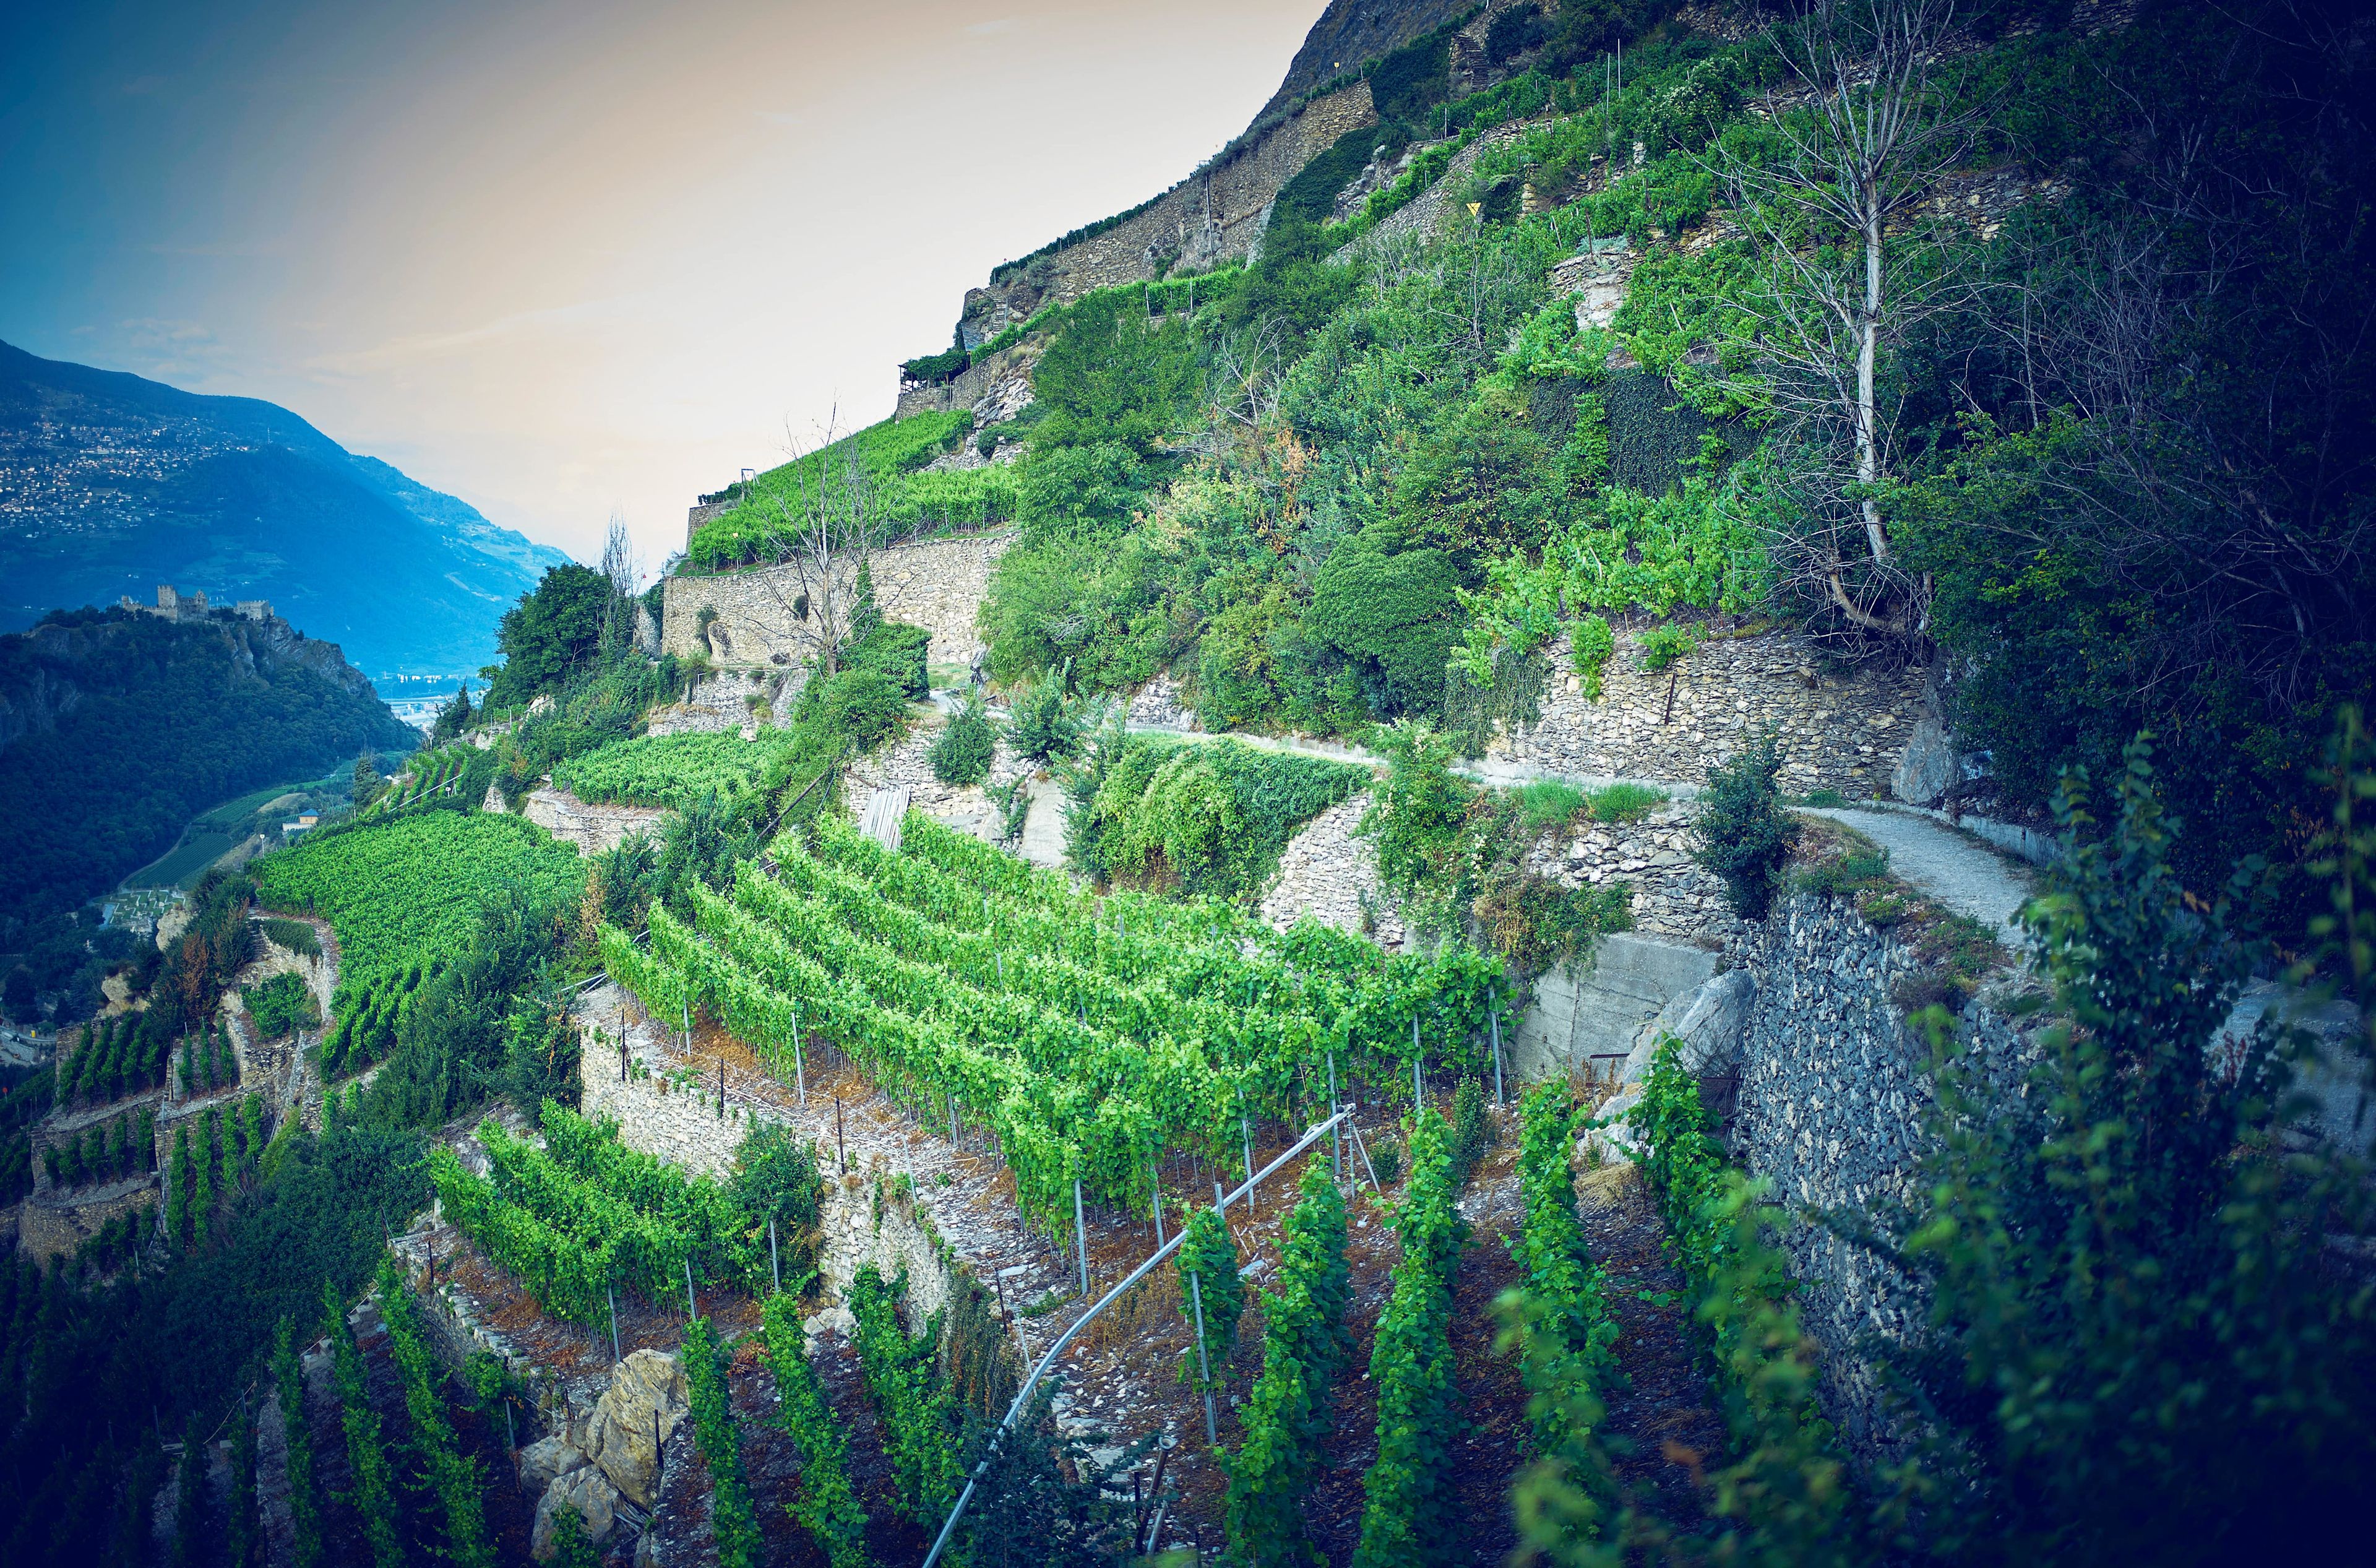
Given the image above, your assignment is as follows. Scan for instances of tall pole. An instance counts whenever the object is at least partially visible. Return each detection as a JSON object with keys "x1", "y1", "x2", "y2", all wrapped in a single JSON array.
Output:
[
  {"x1": 1074, "y1": 1178, "x2": 1089, "y2": 1298},
  {"x1": 607, "y1": 1282, "x2": 621, "y2": 1364},
  {"x1": 1328, "y1": 1054, "x2": 1342, "y2": 1183},
  {"x1": 1241, "y1": 1100, "x2": 1254, "y2": 1197},
  {"x1": 1413, "y1": 1015, "x2": 1424, "y2": 1110},
  {"x1": 684, "y1": 1258, "x2": 697, "y2": 1322},
  {"x1": 792, "y1": 1003, "x2": 806, "y2": 1108},
  {"x1": 769, "y1": 1220, "x2": 780, "y2": 1295},
  {"x1": 1489, "y1": 988, "x2": 1505, "y2": 1108},
  {"x1": 1189, "y1": 1270, "x2": 1218, "y2": 1445},
  {"x1": 1151, "y1": 1160, "x2": 1165, "y2": 1247}
]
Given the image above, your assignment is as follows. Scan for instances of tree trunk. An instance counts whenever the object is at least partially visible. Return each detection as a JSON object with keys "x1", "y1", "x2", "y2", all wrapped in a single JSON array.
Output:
[{"x1": 1858, "y1": 204, "x2": 1890, "y2": 564}]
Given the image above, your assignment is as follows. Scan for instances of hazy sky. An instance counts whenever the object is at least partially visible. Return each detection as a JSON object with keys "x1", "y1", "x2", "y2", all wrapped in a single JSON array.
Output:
[{"x1": 0, "y1": 0, "x2": 1324, "y2": 578}]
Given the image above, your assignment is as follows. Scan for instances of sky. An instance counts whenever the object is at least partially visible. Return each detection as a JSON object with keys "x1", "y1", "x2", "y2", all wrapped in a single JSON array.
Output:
[{"x1": 0, "y1": 0, "x2": 1325, "y2": 580}]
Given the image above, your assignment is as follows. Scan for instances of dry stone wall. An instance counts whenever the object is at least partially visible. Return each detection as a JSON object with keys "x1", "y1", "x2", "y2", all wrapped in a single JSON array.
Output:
[
  {"x1": 660, "y1": 530, "x2": 1014, "y2": 675},
  {"x1": 1721, "y1": 889, "x2": 2031, "y2": 1463},
  {"x1": 523, "y1": 786, "x2": 671, "y2": 856},
  {"x1": 959, "y1": 83, "x2": 1377, "y2": 339},
  {"x1": 1488, "y1": 626, "x2": 1931, "y2": 796}
]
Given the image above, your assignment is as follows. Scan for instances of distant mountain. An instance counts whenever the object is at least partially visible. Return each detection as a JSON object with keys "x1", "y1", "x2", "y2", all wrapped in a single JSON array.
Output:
[{"x1": 0, "y1": 340, "x2": 574, "y2": 679}]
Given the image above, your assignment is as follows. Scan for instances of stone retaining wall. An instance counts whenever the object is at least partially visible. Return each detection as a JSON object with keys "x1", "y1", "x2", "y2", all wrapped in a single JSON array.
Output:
[
  {"x1": 1486, "y1": 626, "x2": 1932, "y2": 797},
  {"x1": 660, "y1": 530, "x2": 1014, "y2": 675},
  {"x1": 1724, "y1": 890, "x2": 2030, "y2": 1462},
  {"x1": 523, "y1": 786, "x2": 672, "y2": 856}
]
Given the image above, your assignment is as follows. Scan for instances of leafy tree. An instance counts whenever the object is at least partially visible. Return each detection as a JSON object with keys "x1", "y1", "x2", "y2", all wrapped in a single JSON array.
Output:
[
  {"x1": 1691, "y1": 736, "x2": 1799, "y2": 919},
  {"x1": 1009, "y1": 676, "x2": 1082, "y2": 763},
  {"x1": 1307, "y1": 530, "x2": 1463, "y2": 720},
  {"x1": 484, "y1": 563, "x2": 614, "y2": 707},
  {"x1": 1030, "y1": 286, "x2": 1201, "y2": 452}
]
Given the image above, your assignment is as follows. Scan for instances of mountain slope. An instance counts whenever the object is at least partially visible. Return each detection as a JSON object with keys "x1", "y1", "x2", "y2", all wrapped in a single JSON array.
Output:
[
  {"x1": 0, "y1": 605, "x2": 415, "y2": 924},
  {"x1": 0, "y1": 340, "x2": 574, "y2": 679}
]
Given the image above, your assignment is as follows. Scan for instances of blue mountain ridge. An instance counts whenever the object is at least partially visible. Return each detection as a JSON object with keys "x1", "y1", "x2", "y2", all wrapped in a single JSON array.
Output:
[{"x1": 0, "y1": 338, "x2": 574, "y2": 681}]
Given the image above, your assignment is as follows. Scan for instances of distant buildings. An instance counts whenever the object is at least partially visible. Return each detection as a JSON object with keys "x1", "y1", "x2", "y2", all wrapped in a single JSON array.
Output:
[{"x1": 118, "y1": 585, "x2": 272, "y2": 622}]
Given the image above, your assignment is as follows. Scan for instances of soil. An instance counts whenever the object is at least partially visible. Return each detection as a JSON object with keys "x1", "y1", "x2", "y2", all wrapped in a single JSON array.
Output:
[{"x1": 376, "y1": 994, "x2": 1729, "y2": 1565}]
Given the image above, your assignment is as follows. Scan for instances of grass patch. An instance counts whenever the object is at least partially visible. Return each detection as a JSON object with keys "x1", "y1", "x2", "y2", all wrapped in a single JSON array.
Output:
[
  {"x1": 1585, "y1": 782, "x2": 1665, "y2": 823},
  {"x1": 1517, "y1": 779, "x2": 1585, "y2": 831}
]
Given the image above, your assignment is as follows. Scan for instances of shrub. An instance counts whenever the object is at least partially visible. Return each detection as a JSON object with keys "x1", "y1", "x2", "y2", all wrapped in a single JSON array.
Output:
[
  {"x1": 242, "y1": 972, "x2": 318, "y2": 1040},
  {"x1": 1692, "y1": 738, "x2": 1799, "y2": 920},
  {"x1": 930, "y1": 698, "x2": 997, "y2": 786},
  {"x1": 846, "y1": 619, "x2": 931, "y2": 702},
  {"x1": 1225, "y1": 1162, "x2": 1353, "y2": 1566},
  {"x1": 1572, "y1": 614, "x2": 1616, "y2": 699},
  {"x1": 257, "y1": 917, "x2": 321, "y2": 958},
  {"x1": 1009, "y1": 677, "x2": 1082, "y2": 763},
  {"x1": 1176, "y1": 1205, "x2": 1244, "y2": 1387},
  {"x1": 803, "y1": 668, "x2": 910, "y2": 754},
  {"x1": 1307, "y1": 532, "x2": 1465, "y2": 720},
  {"x1": 1637, "y1": 621, "x2": 1700, "y2": 673},
  {"x1": 1470, "y1": 869, "x2": 1634, "y2": 978}
]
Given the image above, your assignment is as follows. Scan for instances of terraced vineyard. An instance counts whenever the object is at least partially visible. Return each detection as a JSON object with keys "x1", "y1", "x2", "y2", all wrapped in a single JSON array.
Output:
[
  {"x1": 552, "y1": 729, "x2": 798, "y2": 812},
  {"x1": 601, "y1": 809, "x2": 1508, "y2": 1229},
  {"x1": 255, "y1": 811, "x2": 587, "y2": 1078}
]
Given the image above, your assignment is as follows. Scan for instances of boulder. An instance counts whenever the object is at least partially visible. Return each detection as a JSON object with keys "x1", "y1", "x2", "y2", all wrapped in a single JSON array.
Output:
[
  {"x1": 582, "y1": 1349, "x2": 687, "y2": 1507},
  {"x1": 1892, "y1": 717, "x2": 1958, "y2": 805},
  {"x1": 515, "y1": 1434, "x2": 587, "y2": 1496},
  {"x1": 531, "y1": 1465, "x2": 621, "y2": 1560},
  {"x1": 1619, "y1": 968, "x2": 1756, "y2": 1083}
]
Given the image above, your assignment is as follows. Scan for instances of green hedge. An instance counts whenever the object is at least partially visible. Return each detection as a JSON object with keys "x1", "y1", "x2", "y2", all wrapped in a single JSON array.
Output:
[{"x1": 1069, "y1": 735, "x2": 1371, "y2": 901}]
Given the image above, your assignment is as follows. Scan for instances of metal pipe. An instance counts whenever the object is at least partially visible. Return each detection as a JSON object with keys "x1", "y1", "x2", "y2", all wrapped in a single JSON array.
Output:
[
  {"x1": 1412, "y1": 1015, "x2": 1423, "y2": 1109},
  {"x1": 1151, "y1": 1160, "x2": 1165, "y2": 1248},
  {"x1": 1074, "y1": 1178, "x2": 1089, "y2": 1298},
  {"x1": 608, "y1": 1282, "x2": 621, "y2": 1364},
  {"x1": 684, "y1": 1258, "x2": 697, "y2": 1322},
  {"x1": 918, "y1": 1112, "x2": 1348, "y2": 1568},
  {"x1": 791, "y1": 1003, "x2": 805, "y2": 1108},
  {"x1": 1328, "y1": 1055, "x2": 1341, "y2": 1183},
  {"x1": 1189, "y1": 1270, "x2": 1217, "y2": 1445},
  {"x1": 770, "y1": 1220, "x2": 780, "y2": 1295}
]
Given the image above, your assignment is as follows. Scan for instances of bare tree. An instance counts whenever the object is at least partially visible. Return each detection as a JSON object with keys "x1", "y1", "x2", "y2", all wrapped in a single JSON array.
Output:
[
  {"x1": 598, "y1": 510, "x2": 638, "y2": 655},
  {"x1": 1715, "y1": 0, "x2": 1978, "y2": 636},
  {"x1": 1211, "y1": 318, "x2": 1289, "y2": 437},
  {"x1": 740, "y1": 415, "x2": 893, "y2": 680}
]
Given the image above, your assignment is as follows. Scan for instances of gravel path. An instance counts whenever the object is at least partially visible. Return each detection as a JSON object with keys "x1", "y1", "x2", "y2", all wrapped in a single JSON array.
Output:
[{"x1": 1802, "y1": 805, "x2": 2036, "y2": 942}]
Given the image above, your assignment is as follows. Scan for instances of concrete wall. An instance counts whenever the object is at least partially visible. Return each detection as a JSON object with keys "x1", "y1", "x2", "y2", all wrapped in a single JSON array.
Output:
[
  {"x1": 1510, "y1": 934, "x2": 1720, "y2": 1085},
  {"x1": 660, "y1": 530, "x2": 1015, "y2": 676}
]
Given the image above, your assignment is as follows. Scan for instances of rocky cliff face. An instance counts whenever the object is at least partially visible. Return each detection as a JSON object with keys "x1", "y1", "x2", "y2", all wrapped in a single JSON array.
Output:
[
  {"x1": 1258, "y1": 0, "x2": 1479, "y2": 120},
  {"x1": 0, "y1": 608, "x2": 383, "y2": 757}
]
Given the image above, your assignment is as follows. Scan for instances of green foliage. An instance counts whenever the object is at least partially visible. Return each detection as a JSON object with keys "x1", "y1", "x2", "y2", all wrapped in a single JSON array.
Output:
[
  {"x1": 731, "y1": 1121, "x2": 824, "y2": 1290},
  {"x1": 1631, "y1": 1039, "x2": 1856, "y2": 1565},
  {"x1": 1585, "y1": 782, "x2": 1663, "y2": 823},
  {"x1": 376, "y1": 1260, "x2": 496, "y2": 1568},
  {"x1": 760, "y1": 1291, "x2": 871, "y2": 1567},
  {"x1": 1505, "y1": 1082, "x2": 1619, "y2": 1454},
  {"x1": 1361, "y1": 722, "x2": 1471, "y2": 901},
  {"x1": 682, "y1": 411, "x2": 994, "y2": 572},
  {"x1": 683, "y1": 1316, "x2": 764, "y2": 1568},
  {"x1": 1518, "y1": 779, "x2": 1586, "y2": 831},
  {"x1": 1691, "y1": 737, "x2": 1798, "y2": 920},
  {"x1": 1070, "y1": 734, "x2": 1369, "y2": 900},
  {"x1": 257, "y1": 916, "x2": 322, "y2": 958},
  {"x1": 1307, "y1": 532, "x2": 1463, "y2": 720},
  {"x1": 1352, "y1": 1108, "x2": 1468, "y2": 1567},
  {"x1": 1176, "y1": 1204, "x2": 1244, "y2": 1385},
  {"x1": 1225, "y1": 1160, "x2": 1352, "y2": 1567},
  {"x1": 1031, "y1": 285, "x2": 1203, "y2": 452},
  {"x1": 1009, "y1": 674, "x2": 1084, "y2": 762},
  {"x1": 483, "y1": 564, "x2": 616, "y2": 709},
  {"x1": 1468, "y1": 871, "x2": 1633, "y2": 981},
  {"x1": 1446, "y1": 1077, "x2": 1492, "y2": 1192},
  {"x1": 241, "y1": 971, "x2": 317, "y2": 1039},
  {"x1": 254, "y1": 811, "x2": 585, "y2": 1058},
  {"x1": 848, "y1": 1265, "x2": 963, "y2": 1526},
  {"x1": 554, "y1": 729, "x2": 804, "y2": 812},
  {"x1": 798, "y1": 667, "x2": 911, "y2": 754},
  {"x1": 930, "y1": 696, "x2": 997, "y2": 785},
  {"x1": 0, "y1": 610, "x2": 415, "y2": 924},
  {"x1": 1571, "y1": 614, "x2": 1614, "y2": 699},
  {"x1": 1635, "y1": 621, "x2": 1698, "y2": 673},
  {"x1": 325, "y1": 1279, "x2": 407, "y2": 1568},
  {"x1": 1880, "y1": 731, "x2": 2376, "y2": 1561}
]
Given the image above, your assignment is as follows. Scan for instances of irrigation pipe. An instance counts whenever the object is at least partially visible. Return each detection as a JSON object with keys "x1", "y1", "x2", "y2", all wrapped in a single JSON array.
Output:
[{"x1": 919, "y1": 1109, "x2": 1350, "y2": 1568}]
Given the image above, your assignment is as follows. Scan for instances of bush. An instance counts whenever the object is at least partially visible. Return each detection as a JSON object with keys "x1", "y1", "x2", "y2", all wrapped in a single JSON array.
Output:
[
  {"x1": 1518, "y1": 779, "x2": 1586, "y2": 831},
  {"x1": 1637, "y1": 621, "x2": 1700, "y2": 673},
  {"x1": 1586, "y1": 782, "x2": 1665, "y2": 822},
  {"x1": 929, "y1": 698, "x2": 997, "y2": 786},
  {"x1": 846, "y1": 619, "x2": 931, "y2": 702},
  {"x1": 1692, "y1": 738, "x2": 1799, "y2": 920},
  {"x1": 241, "y1": 972, "x2": 318, "y2": 1039},
  {"x1": 1307, "y1": 531, "x2": 1465, "y2": 720},
  {"x1": 803, "y1": 668, "x2": 910, "y2": 754},
  {"x1": 257, "y1": 917, "x2": 321, "y2": 958},
  {"x1": 1009, "y1": 678, "x2": 1082, "y2": 763},
  {"x1": 1073, "y1": 735, "x2": 1369, "y2": 900}
]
